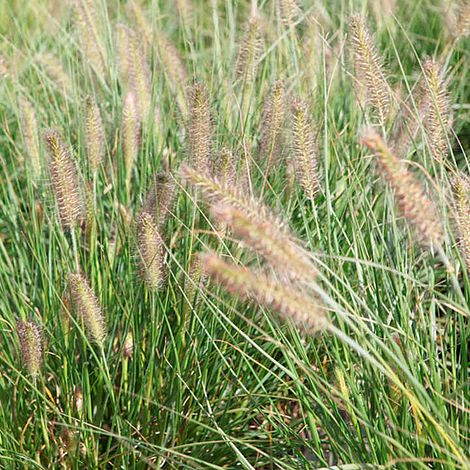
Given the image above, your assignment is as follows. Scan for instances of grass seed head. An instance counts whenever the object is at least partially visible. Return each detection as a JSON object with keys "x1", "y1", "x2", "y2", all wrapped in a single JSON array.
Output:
[
  {"x1": 201, "y1": 252, "x2": 327, "y2": 334},
  {"x1": 260, "y1": 80, "x2": 286, "y2": 173},
  {"x1": 349, "y1": 14, "x2": 391, "y2": 123},
  {"x1": 85, "y1": 96, "x2": 105, "y2": 173},
  {"x1": 188, "y1": 80, "x2": 212, "y2": 174},
  {"x1": 452, "y1": 173, "x2": 470, "y2": 273},
  {"x1": 422, "y1": 58, "x2": 451, "y2": 161},
  {"x1": 44, "y1": 129, "x2": 84, "y2": 229},
  {"x1": 19, "y1": 97, "x2": 41, "y2": 183},
  {"x1": 291, "y1": 99, "x2": 319, "y2": 200},
  {"x1": 122, "y1": 90, "x2": 140, "y2": 190},
  {"x1": 68, "y1": 273, "x2": 106, "y2": 346},
  {"x1": 16, "y1": 320, "x2": 43, "y2": 377},
  {"x1": 236, "y1": 15, "x2": 263, "y2": 84},
  {"x1": 137, "y1": 211, "x2": 167, "y2": 290},
  {"x1": 361, "y1": 128, "x2": 444, "y2": 248}
]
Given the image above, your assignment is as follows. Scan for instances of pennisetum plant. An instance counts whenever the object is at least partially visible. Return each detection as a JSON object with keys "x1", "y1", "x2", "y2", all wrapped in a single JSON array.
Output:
[
  {"x1": 349, "y1": 14, "x2": 391, "y2": 124},
  {"x1": 291, "y1": 99, "x2": 320, "y2": 200},
  {"x1": 68, "y1": 272, "x2": 106, "y2": 347},
  {"x1": 44, "y1": 129, "x2": 85, "y2": 230},
  {"x1": 16, "y1": 320, "x2": 43, "y2": 378},
  {"x1": 188, "y1": 81, "x2": 212, "y2": 175},
  {"x1": 360, "y1": 128, "x2": 444, "y2": 249}
]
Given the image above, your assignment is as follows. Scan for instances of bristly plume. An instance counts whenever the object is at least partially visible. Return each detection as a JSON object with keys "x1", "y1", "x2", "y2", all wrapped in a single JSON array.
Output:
[
  {"x1": 201, "y1": 252, "x2": 327, "y2": 334},
  {"x1": 180, "y1": 164, "x2": 288, "y2": 233},
  {"x1": 19, "y1": 97, "x2": 41, "y2": 183},
  {"x1": 16, "y1": 320, "x2": 43, "y2": 377},
  {"x1": 44, "y1": 129, "x2": 84, "y2": 229},
  {"x1": 188, "y1": 81, "x2": 212, "y2": 174},
  {"x1": 183, "y1": 254, "x2": 207, "y2": 316},
  {"x1": 349, "y1": 14, "x2": 391, "y2": 123},
  {"x1": 211, "y1": 204, "x2": 317, "y2": 282},
  {"x1": 36, "y1": 53, "x2": 73, "y2": 97},
  {"x1": 116, "y1": 24, "x2": 152, "y2": 121},
  {"x1": 68, "y1": 272, "x2": 106, "y2": 346},
  {"x1": 453, "y1": 0, "x2": 470, "y2": 39},
  {"x1": 72, "y1": 0, "x2": 106, "y2": 76},
  {"x1": 144, "y1": 171, "x2": 177, "y2": 228},
  {"x1": 392, "y1": 74, "x2": 430, "y2": 157},
  {"x1": 361, "y1": 128, "x2": 444, "y2": 248},
  {"x1": 291, "y1": 99, "x2": 320, "y2": 200},
  {"x1": 85, "y1": 96, "x2": 105, "y2": 174},
  {"x1": 176, "y1": 0, "x2": 193, "y2": 23},
  {"x1": 122, "y1": 91, "x2": 140, "y2": 192},
  {"x1": 236, "y1": 15, "x2": 263, "y2": 85},
  {"x1": 137, "y1": 211, "x2": 167, "y2": 290},
  {"x1": 422, "y1": 58, "x2": 451, "y2": 161},
  {"x1": 452, "y1": 173, "x2": 470, "y2": 273},
  {"x1": 260, "y1": 80, "x2": 286, "y2": 173}
]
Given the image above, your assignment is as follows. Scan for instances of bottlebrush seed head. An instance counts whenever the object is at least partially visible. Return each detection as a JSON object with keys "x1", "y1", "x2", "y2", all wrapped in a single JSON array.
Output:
[
  {"x1": 211, "y1": 203, "x2": 317, "y2": 282},
  {"x1": 422, "y1": 58, "x2": 451, "y2": 161},
  {"x1": 349, "y1": 14, "x2": 391, "y2": 123},
  {"x1": 44, "y1": 129, "x2": 84, "y2": 229},
  {"x1": 291, "y1": 99, "x2": 320, "y2": 200},
  {"x1": 137, "y1": 211, "x2": 167, "y2": 290},
  {"x1": 201, "y1": 252, "x2": 327, "y2": 334},
  {"x1": 68, "y1": 273, "x2": 106, "y2": 346},
  {"x1": 16, "y1": 320, "x2": 43, "y2": 377},
  {"x1": 361, "y1": 128, "x2": 444, "y2": 248},
  {"x1": 452, "y1": 173, "x2": 470, "y2": 273},
  {"x1": 85, "y1": 96, "x2": 105, "y2": 173},
  {"x1": 19, "y1": 97, "x2": 41, "y2": 183}
]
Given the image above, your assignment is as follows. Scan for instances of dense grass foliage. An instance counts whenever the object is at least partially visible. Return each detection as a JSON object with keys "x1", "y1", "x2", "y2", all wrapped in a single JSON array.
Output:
[{"x1": 0, "y1": 0, "x2": 469, "y2": 468}]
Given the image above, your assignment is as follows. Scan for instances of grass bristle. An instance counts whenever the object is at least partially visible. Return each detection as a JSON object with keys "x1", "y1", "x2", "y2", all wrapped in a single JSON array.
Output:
[
  {"x1": 452, "y1": 173, "x2": 470, "y2": 273},
  {"x1": 85, "y1": 96, "x2": 105, "y2": 174},
  {"x1": 236, "y1": 15, "x2": 263, "y2": 84},
  {"x1": 19, "y1": 97, "x2": 41, "y2": 183}
]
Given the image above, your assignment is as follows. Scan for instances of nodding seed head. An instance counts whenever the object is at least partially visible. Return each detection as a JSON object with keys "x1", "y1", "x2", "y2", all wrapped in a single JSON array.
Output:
[
  {"x1": 260, "y1": 80, "x2": 286, "y2": 173},
  {"x1": 201, "y1": 252, "x2": 327, "y2": 334},
  {"x1": 137, "y1": 211, "x2": 167, "y2": 290},
  {"x1": 68, "y1": 273, "x2": 106, "y2": 346},
  {"x1": 291, "y1": 99, "x2": 320, "y2": 200},
  {"x1": 16, "y1": 320, "x2": 43, "y2": 377},
  {"x1": 452, "y1": 173, "x2": 470, "y2": 273},
  {"x1": 44, "y1": 129, "x2": 84, "y2": 229}
]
